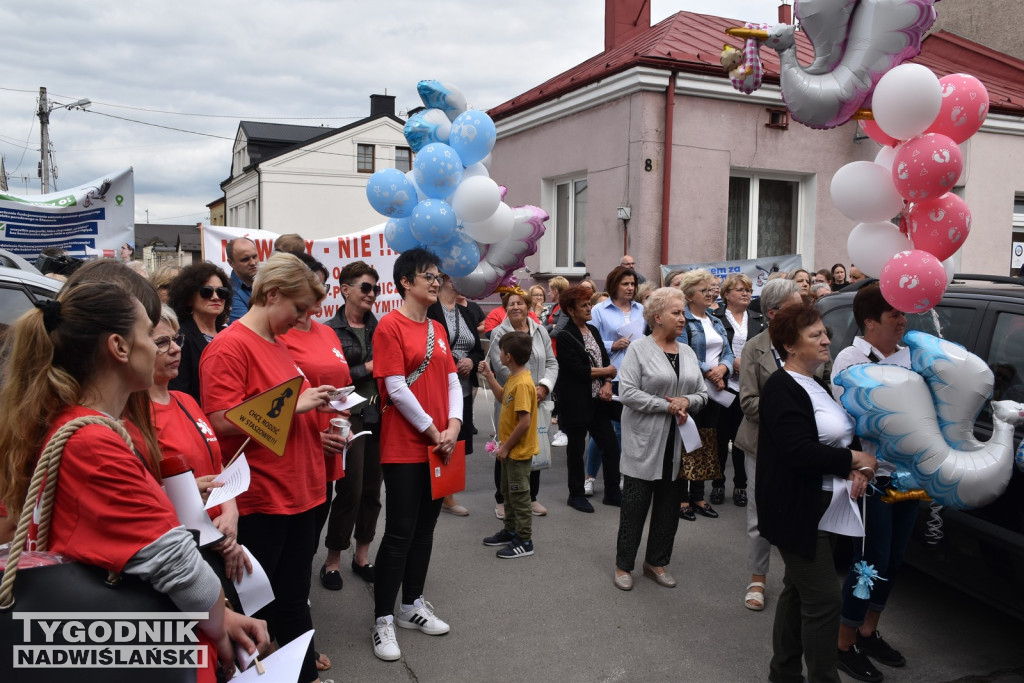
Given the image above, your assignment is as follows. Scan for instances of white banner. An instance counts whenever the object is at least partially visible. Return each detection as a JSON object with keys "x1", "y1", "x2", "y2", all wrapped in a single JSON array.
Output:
[
  {"x1": 202, "y1": 223, "x2": 402, "y2": 323},
  {"x1": 0, "y1": 168, "x2": 134, "y2": 259},
  {"x1": 660, "y1": 254, "x2": 805, "y2": 297}
]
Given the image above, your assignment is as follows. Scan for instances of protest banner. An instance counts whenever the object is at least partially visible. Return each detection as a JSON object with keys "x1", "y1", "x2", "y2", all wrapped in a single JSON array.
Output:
[{"x1": 660, "y1": 254, "x2": 804, "y2": 296}]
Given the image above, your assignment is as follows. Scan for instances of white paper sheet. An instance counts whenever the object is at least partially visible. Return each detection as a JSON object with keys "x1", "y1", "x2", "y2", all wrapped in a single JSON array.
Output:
[
  {"x1": 615, "y1": 323, "x2": 635, "y2": 342},
  {"x1": 677, "y1": 417, "x2": 702, "y2": 453},
  {"x1": 233, "y1": 545, "x2": 274, "y2": 616},
  {"x1": 817, "y1": 477, "x2": 865, "y2": 537},
  {"x1": 162, "y1": 472, "x2": 224, "y2": 547},
  {"x1": 234, "y1": 629, "x2": 314, "y2": 681},
  {"x1": 329, "y1": 391, "x2": 367, "y2": 412},
  {"x1": 205, "y1": 454, "x2": 251, "y2": 510},
  {"x1": 705, "y1": 382, "x2": 737, "y2": 408}
]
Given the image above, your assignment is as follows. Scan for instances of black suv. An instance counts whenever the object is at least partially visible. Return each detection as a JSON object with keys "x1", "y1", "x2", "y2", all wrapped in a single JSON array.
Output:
[{"x1": 817, "y1": 275, "x2": 1024, "y2": 620}]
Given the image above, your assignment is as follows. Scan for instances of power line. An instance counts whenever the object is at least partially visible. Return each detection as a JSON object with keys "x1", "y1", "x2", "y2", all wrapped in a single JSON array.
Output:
[{"x1": 80, "y1": 109, "x2": 234, "y2": 140}]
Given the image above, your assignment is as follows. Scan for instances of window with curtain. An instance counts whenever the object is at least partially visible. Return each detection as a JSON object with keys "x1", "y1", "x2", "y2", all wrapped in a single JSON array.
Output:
[
  {"x1": 553, "y1": 176, "x2": 588, "y2": 270},
  {"x1": 727, "y1": 175, "x2": 799, "y2": 259}
]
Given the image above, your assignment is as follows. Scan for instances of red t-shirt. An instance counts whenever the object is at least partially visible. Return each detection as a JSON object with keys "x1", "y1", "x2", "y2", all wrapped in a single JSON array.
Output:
[
  {"x1": 152, "y1": 391, "x2": 225, "y2": 519},
  {"x1": 280, "y1": 321, "x2": 352, "y2": 482},
  {"x1": 483, "y1": 307, "x2": 539, "y2": 333},
  {"x1": 373, "y1": 311, "x2": 457, "y2": 464},
  {"x1": 200, "y1": 322, "x2": 326, "y2": 515}
]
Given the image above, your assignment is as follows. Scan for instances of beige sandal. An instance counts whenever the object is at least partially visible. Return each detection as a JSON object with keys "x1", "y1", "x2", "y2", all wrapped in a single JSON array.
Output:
[{"x1": 745, "y1": 581, "x2": 766, "y2": 611}]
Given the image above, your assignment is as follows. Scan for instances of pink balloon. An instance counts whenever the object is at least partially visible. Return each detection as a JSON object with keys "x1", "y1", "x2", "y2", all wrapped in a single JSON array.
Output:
[
  {"x1": 892, "y1": 134, "x2": 963, "y2": 202},
  {"x1": 925, "y1": 74, "x2": 990, "y2": 144},
  {"x1": 859, "y1": 118, "x2": 901, "y2": 147},
  {"x1": 907, "y1": 193, "x2": 972, "y2": 261},
  {"x1": 879, "y1": 250, "x2": 948, "y2": 313}
]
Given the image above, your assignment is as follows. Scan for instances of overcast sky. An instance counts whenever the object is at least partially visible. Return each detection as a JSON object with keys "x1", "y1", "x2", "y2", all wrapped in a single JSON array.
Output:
[{"x1": 0, "y1": 1, "x2": 780, "y2": 225}]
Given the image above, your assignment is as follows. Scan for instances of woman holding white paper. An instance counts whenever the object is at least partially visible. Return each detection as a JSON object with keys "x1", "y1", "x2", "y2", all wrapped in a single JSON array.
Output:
[
  {"x1": 614, "y1": 287, "x2": 706, "y2": 591},
  {"x1": 756, "y1": 302, "x2": 877, "y2": 683},
  {"x1": 677, "y1": 269, "x2": 735, "y2": 521},
  {"x1": 146, "y1": 304, "x2": 250, "y2": 584}
]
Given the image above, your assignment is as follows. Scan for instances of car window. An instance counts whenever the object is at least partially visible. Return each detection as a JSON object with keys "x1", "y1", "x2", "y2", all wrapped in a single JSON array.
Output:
[
  {"x1": 0, "y1": 284, "x2": 37, "y2": 349},
  {"x1": 976, "y1": 310, "x2": 1024, "y2": 438},
  {"x1": 821, "y1": 302, "x2": 980, "y2": 358}
]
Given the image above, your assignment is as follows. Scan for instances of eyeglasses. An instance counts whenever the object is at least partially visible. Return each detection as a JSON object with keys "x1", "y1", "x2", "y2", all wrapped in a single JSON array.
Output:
[
  {"x1": 198, "y1": 286, "x2": 230, "y2": 300},
  {"x1": 417, "y1": 272, "x2": 448, "y2": 284},
  {"x1": 347, "y1": 281, "x2": 381, "y2": 296},
  {"x1": 695, "y1": 288, "x2": 711, "y2": 294},
  {"x1": 154, "y1": 333, "x2": 185, "y2": 354},
  {"x1": 734, "y1": 288, "x2": 753, "y2": 294}
]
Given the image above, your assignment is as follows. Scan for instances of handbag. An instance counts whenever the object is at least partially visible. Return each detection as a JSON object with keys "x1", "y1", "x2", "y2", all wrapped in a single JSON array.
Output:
[
  {"x1": 0, "y1": 416, "x2": 197, "y2": 683},
  {"x1": 532, "y1": 401, "x2": 553, "y2": 471},
  {"x1": 678, "y1": 426, "x2": 723, "y2": 482}
]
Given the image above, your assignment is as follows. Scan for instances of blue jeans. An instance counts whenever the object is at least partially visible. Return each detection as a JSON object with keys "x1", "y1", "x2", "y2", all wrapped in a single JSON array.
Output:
[
  {"x1": 840, "y1": 491, "x2": 918, "y2": 627},
  {"x1": 586, "y1": 419, "x2": 621, "y2": 478}
]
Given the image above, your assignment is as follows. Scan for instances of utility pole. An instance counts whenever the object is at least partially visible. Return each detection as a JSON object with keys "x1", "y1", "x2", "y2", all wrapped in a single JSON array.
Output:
[{"x1": 37, "y1": 86, "x2": 51, "y2": 194}]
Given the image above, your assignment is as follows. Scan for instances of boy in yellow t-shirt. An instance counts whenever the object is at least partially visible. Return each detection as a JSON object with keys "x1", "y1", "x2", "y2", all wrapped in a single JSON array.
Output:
[{"x1": 479, "y1": 331, "x2": 538, "y2": 558}]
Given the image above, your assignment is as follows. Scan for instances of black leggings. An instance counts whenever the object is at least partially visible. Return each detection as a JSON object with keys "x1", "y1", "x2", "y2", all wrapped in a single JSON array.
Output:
[
  {"x1": 374, "y1": 462, "x2": 444, "y2": 618},
  {"x1": 237, "y1": 510, "x2": 318, "y2": 683}
]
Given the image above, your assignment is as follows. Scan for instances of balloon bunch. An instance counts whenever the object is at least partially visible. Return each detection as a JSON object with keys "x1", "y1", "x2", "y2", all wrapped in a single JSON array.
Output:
[
  {"x1": 830, "y1": 66, "x2": 990, "y2": 313},
  {"x1": 365, "y1": 80, "x2": 547, "y2": 299}
]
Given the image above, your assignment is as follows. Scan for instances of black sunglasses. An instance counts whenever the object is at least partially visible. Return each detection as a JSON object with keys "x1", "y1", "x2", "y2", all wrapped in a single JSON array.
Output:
[
  {"x1": 347, "y1": 281, "x2": 381, "y2": 296},
  {"x1": 198, "y1": 286, "x2": 230, "y2": 300}
]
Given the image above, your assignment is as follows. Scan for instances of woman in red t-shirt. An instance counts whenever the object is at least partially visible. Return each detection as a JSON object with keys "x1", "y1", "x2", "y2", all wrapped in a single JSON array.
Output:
[
  {"x1": 369, "y1": 248, "x2": 461, "y2": 662},
  {"x1": 148, "y1": 304, "x2": 251, "y2": 583},
  {"x1": 200, "y1": 252, "x2": 336, "y2": 683},
  {"x1": 279, "y1": 254, "x2": 353, "y2": 594},
  {"x1": 0, "y1": 281, "x2": 268, "y2": 681}
]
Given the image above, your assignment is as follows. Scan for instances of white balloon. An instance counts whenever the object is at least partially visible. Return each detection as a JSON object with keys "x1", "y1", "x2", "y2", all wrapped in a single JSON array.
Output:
[
  {"x1": 942, "y1": 253, "x2": 957, "y2": 284},
  {"x1": 830, "y1": 161, "x2": 905, "y2": 223},
  {"x1": 847, "y1": 221, "x2": 912, "y2": 278},
  {"x1": 479, "y1": 153, "x2": 493, "y2": 171},
  {"x1": 451, "y1": 176, "x2": 501, "y2": 223},
  {"x1": 874, "y1": 145, "x2": 898, "y2": 173},
  {"x1": 462, "y1": 202, "x2": 514, "y2": 244},
  {"x1": 421, "y1": 108, "x2": 452, "y2": 142},
  {"x1": 405, "y1": 170, "x2": 428, "y2": 203},
  {"x1": 461, "y1": 162, "x2": 489, "y2": 179},
  {"x1": 872, "y1": 64, "x2": 942, "y2": 141}
]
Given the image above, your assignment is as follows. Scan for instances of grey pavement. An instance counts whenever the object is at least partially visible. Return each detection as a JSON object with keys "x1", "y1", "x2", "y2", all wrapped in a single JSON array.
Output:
[{"x1": 310, "y1": 392, "x2": 1024, "y2": 683}]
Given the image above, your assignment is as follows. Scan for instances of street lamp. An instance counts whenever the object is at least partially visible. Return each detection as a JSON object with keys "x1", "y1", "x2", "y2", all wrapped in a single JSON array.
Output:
[{"x1": 36, "y1": 86, "x2": 91, "y2": 193}]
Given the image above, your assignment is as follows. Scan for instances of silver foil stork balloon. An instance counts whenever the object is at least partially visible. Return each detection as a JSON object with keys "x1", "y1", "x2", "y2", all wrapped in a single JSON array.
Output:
[{"x1": 727, "y1": 0, "x2": 938, "y2": 129}]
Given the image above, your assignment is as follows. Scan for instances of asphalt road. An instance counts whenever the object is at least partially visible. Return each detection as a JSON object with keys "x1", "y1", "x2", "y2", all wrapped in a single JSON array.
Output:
[{"x1": 309, "y1": 393, "x2": 1024, "y2": 683}]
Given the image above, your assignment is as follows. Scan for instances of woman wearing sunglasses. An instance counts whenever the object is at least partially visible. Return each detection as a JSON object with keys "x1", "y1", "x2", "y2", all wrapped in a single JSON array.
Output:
[{"x1": 168, "y1": 262, "x2": 233, "y2": 403}]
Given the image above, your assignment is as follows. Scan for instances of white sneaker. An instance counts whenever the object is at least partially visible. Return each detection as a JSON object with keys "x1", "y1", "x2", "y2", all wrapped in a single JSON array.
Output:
[
  {"x1": 584, "y1": 477, "x2": 595, "y2": 497},
  {"x1": 372, "y1": 616, "x2": 401, "y2": 661},
  {"x1": 551, "y1": 430, "x2": 568, "y2": 447},
  {"x1": 396, "y1": 597, "x2": 450, "y2": 635}
]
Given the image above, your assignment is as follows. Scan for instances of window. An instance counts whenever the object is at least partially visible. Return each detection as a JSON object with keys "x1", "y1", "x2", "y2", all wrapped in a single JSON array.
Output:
[
  {"x1": 553, "y1": 176, "x2": 588, "y2": 270},
  {"x1": 727, "y1": 175, "x2": 800, "y2": 260},
  {"x1": 395, "y1": 147, "x2": 412, "y2": 173},
  {"x1": 357, "y1": 144, "x2": 375, "y2": 173}
]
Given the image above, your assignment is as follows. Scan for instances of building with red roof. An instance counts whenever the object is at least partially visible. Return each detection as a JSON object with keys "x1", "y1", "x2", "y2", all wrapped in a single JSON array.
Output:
[{"x1": 489, "y1": 1, "x2": 1024, "y2": 281}]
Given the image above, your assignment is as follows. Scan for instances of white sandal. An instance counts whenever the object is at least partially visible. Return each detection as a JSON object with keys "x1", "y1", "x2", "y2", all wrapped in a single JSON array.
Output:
[{"x1": 745, "y1": 581, "x2": 766, "y2": 611}]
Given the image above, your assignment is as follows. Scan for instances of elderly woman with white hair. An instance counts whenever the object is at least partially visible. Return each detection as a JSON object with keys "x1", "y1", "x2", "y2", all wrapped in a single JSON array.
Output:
[{"x1": 613, "y1": 287, "x2": 707, "y2": 590}]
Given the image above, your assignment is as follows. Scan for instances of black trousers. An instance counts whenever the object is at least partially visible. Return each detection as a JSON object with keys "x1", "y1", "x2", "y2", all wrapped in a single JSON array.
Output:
[
  {"x1": 317, "y1": 414, "x2": 383, "y2": 551},
  {"x1": 374, "y1": 462, "x2": 444, "y2": 618},
  {"x1": 713, "y1": 397, "x2": 748, "y2": 489},
  {"x1": 237, "y1": 509, "x2": 318, "y2": 683},
  {"x1": 615, "y1": 474, "x2": 681, "y2": 571},
  {"x1": 563, "y1": 400, "x2": 620, "y2": 499}
]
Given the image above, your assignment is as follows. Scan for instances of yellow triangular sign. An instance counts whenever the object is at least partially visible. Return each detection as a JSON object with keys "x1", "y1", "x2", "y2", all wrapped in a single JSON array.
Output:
[{"x1": 224, "y1": 376, "x2": 303, "y2": 457}]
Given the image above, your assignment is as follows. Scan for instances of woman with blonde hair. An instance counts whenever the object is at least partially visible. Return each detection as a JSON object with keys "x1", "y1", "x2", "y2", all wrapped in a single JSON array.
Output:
[{"x1": 201, "y1": 251, "x2": 338, "y2": 682}]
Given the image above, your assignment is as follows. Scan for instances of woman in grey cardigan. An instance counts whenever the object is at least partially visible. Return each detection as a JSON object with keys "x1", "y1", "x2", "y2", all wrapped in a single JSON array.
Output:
[
  {"x1": 485, "y1": 288, "x2": 559, "y2": 517},
  {"x1": 613, "y1": 288, "x2": 707, "y2": 590}
]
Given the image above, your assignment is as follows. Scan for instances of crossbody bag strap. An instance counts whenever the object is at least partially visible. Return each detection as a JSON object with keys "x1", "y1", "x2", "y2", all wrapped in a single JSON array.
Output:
[
  {"x1": 382, "y1": 320, "x2": 436, "y2": 413},
  {"x1": 172, "y1": 396, "x2": 218, "y2": 472}
]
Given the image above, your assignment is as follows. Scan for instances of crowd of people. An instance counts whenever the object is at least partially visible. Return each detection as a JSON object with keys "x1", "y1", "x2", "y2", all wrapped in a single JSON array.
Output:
[{"x1": 0, "y1": 241, "x2": 908, "y2": 681}]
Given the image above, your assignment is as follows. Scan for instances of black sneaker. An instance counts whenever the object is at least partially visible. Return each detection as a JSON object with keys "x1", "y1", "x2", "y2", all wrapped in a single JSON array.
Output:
[
  {"x1": 710, "y1": 487, "x2": 725, "y2": 505},
  {"x1": 483, "y1": 528, "x2": 518, "y2": 546},
  {"x1": 857, "y1": 630, "x2": 906, "y2": 668},
  {"x1": 567, "y1": 495, "x2": 595, "y2": 513},
  {"x1": 496, "y1": 538, "x2": 534, "y2": 559},
  {"x1": 837, "y1": 644, "x2": 883, "y2": 682}
]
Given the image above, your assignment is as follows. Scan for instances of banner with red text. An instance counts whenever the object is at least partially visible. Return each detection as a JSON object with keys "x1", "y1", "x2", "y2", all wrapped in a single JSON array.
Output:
[{"x1": 202, "y1": 223, "x2": 401, "y2": 323}]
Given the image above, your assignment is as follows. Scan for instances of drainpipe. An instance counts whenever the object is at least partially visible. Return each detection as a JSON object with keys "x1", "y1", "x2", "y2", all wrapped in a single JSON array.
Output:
[
  {"x1": 660, "y1": 71, "x2": 677, "y2": 265},
  {"x1": 255, "y1": 165, "x2": 262, "y2": 231}
]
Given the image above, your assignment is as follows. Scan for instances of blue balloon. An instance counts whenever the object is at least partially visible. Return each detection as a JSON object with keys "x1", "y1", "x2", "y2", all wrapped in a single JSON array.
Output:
[
  {"x1": 412, "y1": 143, "x2": 463, "y2": 199},
  {"x1": 403, "y1": 108, "x2": 451, "y2": 153},
  {"x1": 366, "y1": 168, "x2": 416, "y2": 218},
  {"x1": 410, "y1": 199, "x2": 457, "y2": 246},
  {"x1": 428, "y1": 231, "x2": 481, "y2": 278},
  {"x1": 448, "y1": 111, "x2": 496, "y2": 166},
  {"x1": 384, "y1": 217, "x2": 421, "y2": 253},
  {"x1": 416, "y1": 80, "x2": 468, "y2": 120}
]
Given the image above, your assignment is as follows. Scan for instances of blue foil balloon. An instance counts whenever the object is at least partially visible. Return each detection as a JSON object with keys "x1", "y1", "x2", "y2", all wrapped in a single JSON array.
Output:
[
  {"x1": 366, "y1": 168, "x2": 416, "y2": 218},
  {"x1": 384, "y1": 217, "x2": 420, "y2": 253},
  {"x1": 410, "y1": 199, "x2": 457, "y2": 246},
  {"x1": 448, "y1": 111, "x2": 496, "y2": 166},
  {"x1": 412, "y1": 143, "x2": 463, "y2": 199},
  {"x1": 428, "y1": 230, "x2": 481, "y2": 278},
  {"x1": 403, "y1": 108, "x2": 452, "y2": 153},
  {"x1": 417, "y1": 80, "x2": 468, "y2": 121}
]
